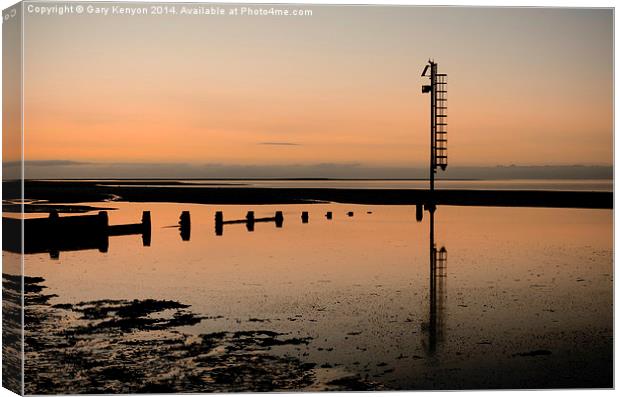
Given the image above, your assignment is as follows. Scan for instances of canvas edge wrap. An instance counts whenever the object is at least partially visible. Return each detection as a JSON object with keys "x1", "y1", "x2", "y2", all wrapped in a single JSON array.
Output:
[{"x1": 2, "y1": 1, "x2": 25, "y2": 395}]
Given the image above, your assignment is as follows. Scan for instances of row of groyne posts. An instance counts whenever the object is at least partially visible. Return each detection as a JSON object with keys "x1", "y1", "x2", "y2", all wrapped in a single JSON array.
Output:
[
  {"x1": 213, "y1": 209, "x2": 356, "y2": 235},
  {"x1": 181, "y1": 205, "x2": 432, "y2": 238},
  {"x1": 5, "y1": 207, "x2": 371, "y2": 258}
]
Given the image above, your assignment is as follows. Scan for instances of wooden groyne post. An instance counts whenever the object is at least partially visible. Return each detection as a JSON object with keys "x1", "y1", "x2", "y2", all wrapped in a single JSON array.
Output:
[
  {"x1": 416, "y1": 204, "x2": 424, "y2": 222},
  {"x1": 4, "y1": 210, "x2": 152, "y2": 258},
  {"x1": 179, "y1": 211, "x2": 191, "y2": 241}
]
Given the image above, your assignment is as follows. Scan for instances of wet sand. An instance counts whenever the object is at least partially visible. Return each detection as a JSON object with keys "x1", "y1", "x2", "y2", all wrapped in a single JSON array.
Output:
[{"x1": 5, "y1": 274, "x2": 379, "y2": 394}]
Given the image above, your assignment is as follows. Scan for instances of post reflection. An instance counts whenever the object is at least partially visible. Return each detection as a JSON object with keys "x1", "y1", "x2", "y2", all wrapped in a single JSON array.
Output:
[{"x1": 423, "y1": 205, "x2": 448, "y2": 356}]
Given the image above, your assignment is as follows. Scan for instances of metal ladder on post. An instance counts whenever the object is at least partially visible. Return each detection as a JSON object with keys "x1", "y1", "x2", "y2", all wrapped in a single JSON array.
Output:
[{"x1": 435, "y1": 74, "x2": 448, "y2": 171}]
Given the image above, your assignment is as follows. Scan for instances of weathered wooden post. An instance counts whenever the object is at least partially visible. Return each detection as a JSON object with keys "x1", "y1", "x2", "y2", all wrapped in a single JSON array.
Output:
[
  {"x1": 179, "y1": 211, "x2": 191, "y2": 241},
  {"x1": 416, "y1": 204, "x2": 424, "y2": 222},
  {"x1": 215, "y1": 211, "x2": 223, "y2": 222},
  {"x1": 275, "y1": 211, "x2": 284, "y2": 228},
  {"x1": 98, "y1": 211, "x2": 109, "y2": 228},
  {"x1": 141, "y1": 211, "x2": 150, "y2": 229},
  {"x1": 99, "y1": 234, "x2": 110, "y2": 253},
  {"x1": 424, "y1": 203, "x2": 436, "y2": 214},
  {"x1": 246, "y1": 211, "x2": 255, "y2": 232},
  {"x1": 141, "y1": 211, "x2": 151, "y2": 246},
  {"x1": 179, "y1": 211, "x2": 190, "y2": 225},
  {"x1": 215, "y1": 211, "x2": 224, "y2": 236},
  {"x1": 98, "y1": 212, "x2": 110, "y2": 253},
  {"x1": 98, "y1": 212, "x2": 110, "y2": 251},
  {"x1": 49, "y1": 210, "x2": 59, "y2": 221},
  {"x1": 48, "y1": 210, "x2": 59, "y2": 237}
]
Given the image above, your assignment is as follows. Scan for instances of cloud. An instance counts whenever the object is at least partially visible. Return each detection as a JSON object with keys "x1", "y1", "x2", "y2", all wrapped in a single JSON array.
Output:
[{"x1": 258, "y1": 142, "x2": 301, "y2": 146}]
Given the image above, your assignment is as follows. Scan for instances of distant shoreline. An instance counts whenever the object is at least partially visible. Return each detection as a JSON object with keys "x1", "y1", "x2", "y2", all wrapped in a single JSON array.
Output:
[
  {"x1": 3, "y1": 180, "x2": 612, "y2": 210},
  {"x1": 22, "y1": 177, "x2": 614, "y2": 181}
]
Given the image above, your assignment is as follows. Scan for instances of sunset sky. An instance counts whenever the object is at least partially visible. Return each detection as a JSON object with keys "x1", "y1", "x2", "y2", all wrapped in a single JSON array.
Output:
[{"x1": 16, "y1": 5, "x2": 613, "y2": 177}]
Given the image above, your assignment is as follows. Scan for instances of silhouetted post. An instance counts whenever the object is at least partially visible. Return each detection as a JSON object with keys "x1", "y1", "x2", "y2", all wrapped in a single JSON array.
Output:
[
  {"x1": 215, "y1": 211, "x2": 223, "y2": 223},
  {"x1": 326, "y1": 211, "x2": 333, "y2": 220},
  {"x1": 98, "y1": 211, "x2": 109, "y2": 228},
  {"x1": 48, "y1": 210, "x2": 59, "y2": 236},
  {"x1": 179, "y1": 211, "x2": 190, "y2": 225},
  {"x1": 141, "y1": 211, "x2": 151, "y2": 247},
  {"x1": 347, "y1": 211, "x2": 354, "y2": 217},
  {"x1": 246, "y1": 211, "x2": 256, "y2": 232},
  {"x1": 99, "y1": 234, "x2": 110, "y2": 253},
  {"x1": 416, "y1": 204, "x2": 423, "y2": 222},
  {"x1": 215, "y1": 211, "x2": 224, "y2": 236},
  {"x1": 275, "y1": 211, "x2": 284, "y2": 228},
  {"x1": 179, "y1": 211, "x2": 191, "y2": 241},
  {"x1": 301, "y1": 211, "x2": 309, "y2": 223},
  {"x1": 48, "y1": 210, "x2": 59, "y2": 222},
  {"x1": 421, "y1": 60, "x2": 448, "y2": 193},
  {"x1": 141, "y1": 211, "x2": 150, "y2": 229}
]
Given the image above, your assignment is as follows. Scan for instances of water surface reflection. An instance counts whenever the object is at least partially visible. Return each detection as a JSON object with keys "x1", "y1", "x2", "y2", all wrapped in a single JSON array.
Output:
[{"x1": 6, "y1": 203, "x2": 613, "y2": 391}]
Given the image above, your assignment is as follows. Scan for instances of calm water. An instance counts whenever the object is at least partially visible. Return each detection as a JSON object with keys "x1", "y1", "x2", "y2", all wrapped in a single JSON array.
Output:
[{"x1": 11, "y1": 203, "x2": 614, "y2": 391}]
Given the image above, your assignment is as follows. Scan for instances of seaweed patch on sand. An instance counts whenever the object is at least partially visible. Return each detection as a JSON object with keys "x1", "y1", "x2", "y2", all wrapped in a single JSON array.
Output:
[
  {"x1": 2, "y1": 273, "x2": 26, "y2": 392},
  {"x1": 19, "y1": 275, "x2": 379, "y2": 393}
]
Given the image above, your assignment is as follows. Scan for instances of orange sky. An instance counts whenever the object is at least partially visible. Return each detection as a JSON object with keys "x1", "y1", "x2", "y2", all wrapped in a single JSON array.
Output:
[{"x1": 18, "y1": 6, "x2": 613, "y2": 170}]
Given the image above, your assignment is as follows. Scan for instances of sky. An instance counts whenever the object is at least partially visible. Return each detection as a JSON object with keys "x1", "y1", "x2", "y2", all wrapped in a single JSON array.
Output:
[{"x1": 9, "y1": 4, "x2": 615, "y2": 178}]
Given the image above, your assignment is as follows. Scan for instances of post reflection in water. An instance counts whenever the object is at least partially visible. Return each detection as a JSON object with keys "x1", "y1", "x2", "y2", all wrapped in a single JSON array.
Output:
[{"x1": 423, "y1": 205, "x2": 447, "y2": 356}]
